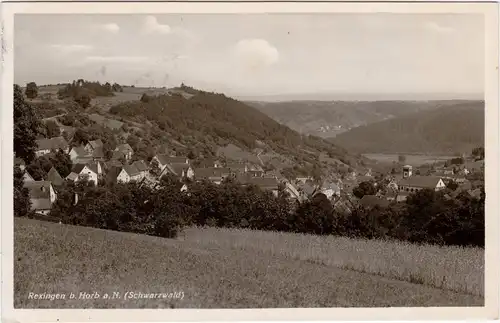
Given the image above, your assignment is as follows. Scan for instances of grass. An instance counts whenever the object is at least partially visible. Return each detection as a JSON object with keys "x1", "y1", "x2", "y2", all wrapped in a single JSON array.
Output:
[
  {"x1": 14, "y1": 218, "x2": 483, "y2": 308},
  {"x1": 181, "y1": 226, "x2": 484, "y2": 297}
]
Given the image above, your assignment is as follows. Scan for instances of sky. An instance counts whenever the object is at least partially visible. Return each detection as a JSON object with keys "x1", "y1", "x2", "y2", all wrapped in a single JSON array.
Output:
[{"x1": 14, "y1": 14, "x2": 484, "y2": 100}]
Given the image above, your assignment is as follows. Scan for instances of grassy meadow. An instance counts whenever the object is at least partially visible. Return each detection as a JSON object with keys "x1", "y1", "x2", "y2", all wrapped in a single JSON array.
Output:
[{"x1": 14, "y1": 218, "x2": 483, "y2": 308}]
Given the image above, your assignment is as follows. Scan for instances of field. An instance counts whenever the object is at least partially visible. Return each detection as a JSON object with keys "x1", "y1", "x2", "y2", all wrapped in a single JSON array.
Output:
[
  {"x1": 363, "y1": 153, "x2": 456, "y2": 166},
  {"x1": 14, "y1": 218, "x2": 483, "y2": 308}
]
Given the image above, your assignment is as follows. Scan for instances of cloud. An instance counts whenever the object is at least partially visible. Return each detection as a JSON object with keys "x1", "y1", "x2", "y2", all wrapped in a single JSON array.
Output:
[
  {"x1": 232, "y1": 39, "x2": 279, "y2": 70},
  {"x1": 85, "y1": 55, "x2": 150, "y2": 63},
  {"x1": 100, "y1": 23, "x2": 120, "y2": 33},
  {"x1": 49, "y1": 44, "x2": 93, "y2": 54},
  {"x1": 143, "y1": 16, "x2": 171, "y2": 34},
  {"x1": 424, "y1": 22, "x2": 455, "y2": 34}
]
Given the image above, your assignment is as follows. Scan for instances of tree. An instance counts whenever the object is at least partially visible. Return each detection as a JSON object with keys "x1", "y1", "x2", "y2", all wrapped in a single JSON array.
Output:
[
  {"x1": 353, "y1": 181, "x2": 377, "y2": 199},
  {"x1": 398, "y1": 155, "x2": 406, "y2": 164},
  {"x1": 14, "y1": 166, "x2": 31, "y2": 217},
  {"x1": 140, "y1": 93, "x2": 151, "y2": 103},
  {"x1": 74, "y1": 91, "x2": 91, "y2": 109},
  {"x1": 149, "y1": 159, "x2": 161, "y2": 177},
  {"x1": 14, "y1": 84, "x2": 41, "y2": 164},
  {"x1": 44, "y1": 120, "x2": 61, "y2": 137},
  {"x1": 25, "y1": 82, "x2": 38, "y2": 99},
  {"x1": 472, "y1": 147, "x2": 485, "y2": 160},
  {"x1": 49, "y1": 150, "x2": 72, "y2": 178}
]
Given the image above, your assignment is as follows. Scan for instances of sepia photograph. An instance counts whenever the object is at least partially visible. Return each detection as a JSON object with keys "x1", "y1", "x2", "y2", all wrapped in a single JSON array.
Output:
[{"x1": 1, "y1": 1, "x2": 499, "y2": 321}]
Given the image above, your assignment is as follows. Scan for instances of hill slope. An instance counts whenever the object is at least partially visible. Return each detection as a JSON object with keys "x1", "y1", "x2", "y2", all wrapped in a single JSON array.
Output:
[
  {"x1": 15, "y1": 218, "x2": 483, "y2": 308},
  {"x1": 249, "y1": 100, "x2": 466, "y2": 138},
  {"x1": 108, "y1": 87, "x2": 365, "y2": 169},
  {"x1": 330, "y1": 101, "x2": 485, "y2": 154}
]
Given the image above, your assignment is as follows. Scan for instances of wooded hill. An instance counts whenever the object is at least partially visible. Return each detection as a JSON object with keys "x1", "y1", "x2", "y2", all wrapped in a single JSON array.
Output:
[{"x1": 330, "y1": 101, "x2": 485, "y2": 154}]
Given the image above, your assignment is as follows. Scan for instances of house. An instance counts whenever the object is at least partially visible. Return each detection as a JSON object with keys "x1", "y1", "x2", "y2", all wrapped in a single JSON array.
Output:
[
  {"x1": 91, "y1": 146, "x2": 105, "y2": 161},
  {"x1": 296, "y1": 176, "x2": 313, "y2": 184},
  {"x1": 318, "y1": 181, "x2": 341, "y2": 200},
  {"x1": 151, "y1": 154, "x2": 189, "y2": 171},
  {"x1": 359, "y1": 195, "x2": 390, "y2": 209},
  {"x1": 226, "y1": 162, "x2": 248, "y2": 174},
  {"x1": 24, "y1": 180, "x2": 57, "y2": 215},
  {"x1": 131, "y1": 160, "x2": 149, "y2": 178},
  {"x1": 104, "y1": 160, "x2": 123, "y2": 169},
  {"x1": 396, "y1": 191, "x2": 410, "y2": 202},
  {"x1": 297, "y1": 181, "x2": 318, "y2": 200},
  {"x1": 35, "y1": 137, "x2": 69, "y2": 156},
  {"x1": 114, "y1": 144, "x2": 134, "y2": 161},
  {"x1": 66, "y1": 163, "x2": 99, "y2": 186},
  {"x1": 398, "y1": 176, "x2": 446, "y2": 193},
  {"x1": 46, "y1": 167, "x2": 64, "y2": 187},
  {"x1": 69, "y1": 145, "x2": 91, "y2": 162},
  {"x1": 159, "y1": 162, "x2": 194, "y2": 180},
  {"x1": 386, "y1": 180, "x2": 399, "y2": 191},
  {"x1": 464, "y1": 160, "x2": 485, "y2": 174},
  {"x1": 195, "y1": 167, "x2": 232, "y2": 184},
  {"x1": 245, "y1": 177, "x2": 281, "y2": 197},
  {"x1": 198, "y1": 158, "x2": 222, "y2": 168},
  {"x1": 59, "y1": 125, "x2": 76, "y2": 142},
  {"x1": 23, "y1": 171, "x2": 35, "y2": 183},
  {"x1": 283, "y1": 181, "x2": 302, "y2": 201},
  {"x1": 247, "y1": 163, "x2": 264, "y2": 172},
  {"x1": 14, "y1": 157, "x2": 25, "y2": 171},
  {"x1": 117, "y1": 164, "x2": 143, "y2": 183},
  {"x1": 248, "y1": 170, "x2": 264, "y2": 178},
  {"x1": 84, "y1": 139, "x2": 104, "y2": 154}
]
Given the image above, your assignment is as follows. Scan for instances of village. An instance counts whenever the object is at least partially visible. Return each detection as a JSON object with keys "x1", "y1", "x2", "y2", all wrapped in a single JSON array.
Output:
[{"x1": 15, "y1": 131, "x2": 485, "y2": 218}]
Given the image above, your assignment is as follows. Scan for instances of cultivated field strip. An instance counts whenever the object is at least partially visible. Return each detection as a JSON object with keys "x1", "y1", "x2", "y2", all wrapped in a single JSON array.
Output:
[
  {"x1": 14, "y1": 218, "x2": 483, "y2": 308},
  {"x1": 182, "y1": 226, "x2": 484, "y2": 297}
]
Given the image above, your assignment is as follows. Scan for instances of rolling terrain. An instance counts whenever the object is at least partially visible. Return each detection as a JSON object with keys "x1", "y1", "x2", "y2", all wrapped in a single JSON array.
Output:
[
  {"x1": 249, "y1": 100, "x2": 468, "y2": 138},
  {"x1": 330, "y1": 101, "x2": 485, "y2": 154},
  {"x1": 15, "y1": 218, "x2": 483, "y2": 308}
]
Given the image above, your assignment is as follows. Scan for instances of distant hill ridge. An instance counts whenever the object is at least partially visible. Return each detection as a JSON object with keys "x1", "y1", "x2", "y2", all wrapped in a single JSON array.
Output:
[
  {"x1": 330, "y1": 101, "x2": 485, "y2": 154},
  {"x1": 249, "y1": 100, "x2": 475, "y2": 138}
]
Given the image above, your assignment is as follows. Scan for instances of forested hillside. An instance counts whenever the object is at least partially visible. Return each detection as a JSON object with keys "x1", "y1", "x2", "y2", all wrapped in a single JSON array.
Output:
[
  {"x1": 330, "y1": 101, "x2": 485, "y2": 154},
  {"x1": 109, "y1": 87, "x2": 365, "y2": 169}
]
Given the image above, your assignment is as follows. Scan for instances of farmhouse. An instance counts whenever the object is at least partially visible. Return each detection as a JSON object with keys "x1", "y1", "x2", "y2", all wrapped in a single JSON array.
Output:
[
  {"x1": 151, "y1": 154, "x2": 189, "y2": 171},
  {"x1": 69, "y1": 145, "x2": 91, "y2": 162},
  {"x1": 160, "y1": 163, "x2": 194, "y2": 180},
  {"x1": 398, "y1": 176, "x2": 446, "y2": 193},
  {"x1": 24, "y1": 180, "x2": 57, "y2": 215},
  {"x1": 195, "y1": 167, "x2": 231, "y2": 184},
  {"x1": 131, "y1": 160, "x2": 149, "y2": 178},
  {"x1": 318, "y1": 181, "x2": 341, "y2": 199},
  {"x1": 84, "y1": 139, "x2": 104, "y2": 154},
  {"x1": 245, "y1": 177, "x2": 281, "y2": 197},
  {"x1": 198, "y1": 158, "x2": 222, "y2": 168},
  {"x1": 117, "y1": 164, "x2": 143, "y2": 183},
  {"x1": 66, "y1": 163, "x2": 99, "y2": 186},
  {"x1": 226, "y1": 162, "x2": 248, "y2": 174},
  {"x1": 35, "y1": 137, "x2": 69, "y2": 157},
  {"x1": 114, "y1": 144, "x2": 134, "y2": 161}
]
